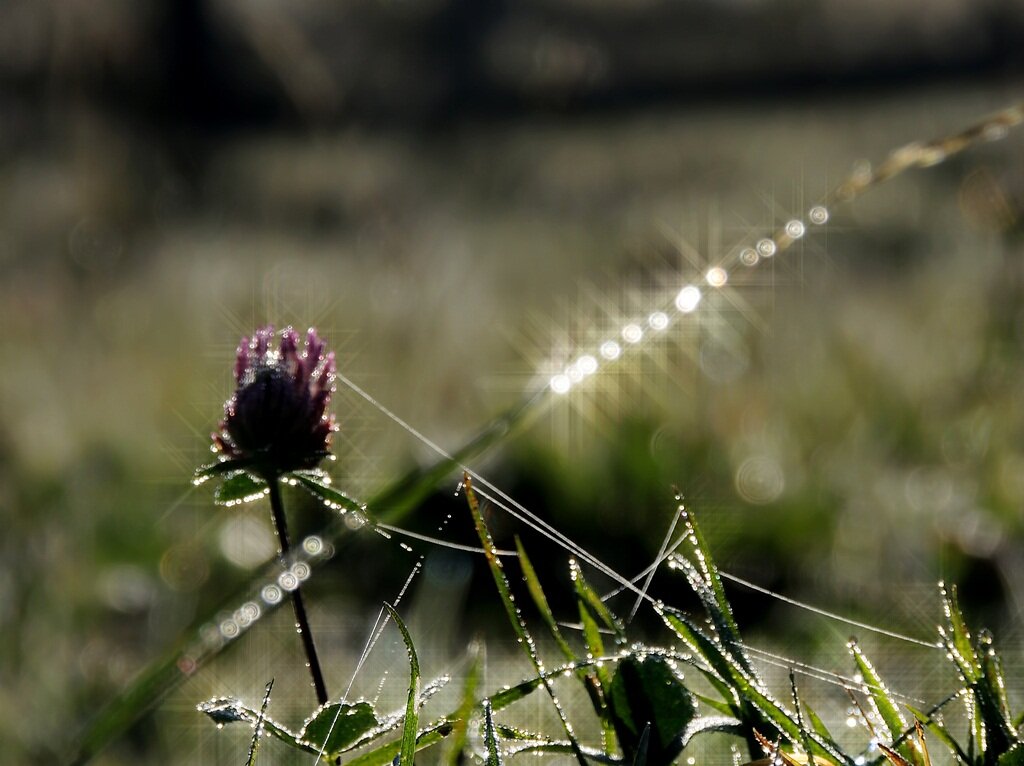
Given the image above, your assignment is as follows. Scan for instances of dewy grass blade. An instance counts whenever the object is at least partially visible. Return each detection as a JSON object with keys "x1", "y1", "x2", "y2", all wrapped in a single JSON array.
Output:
[
  {"x1": 464, "y1": 475, "x2": 590, "y2": 766},
  {"x1": 847, "y1": 639, "x2": 911, "y2": 761},
  {"x1": 245, "y1": 679, "x2": 274, "y2": 766},
  {"x1": 446, "y1": 642, "x2": 481, "y2": 766},
  {"x1": 484, "y1": 701, "x2": 504, "y2": 766},
  {"x1": 516, "y1": 537, "x2": 576, "y2": 662},
  {"x1": 384, "y1": 603, "x2": 421, "y2": 766}
]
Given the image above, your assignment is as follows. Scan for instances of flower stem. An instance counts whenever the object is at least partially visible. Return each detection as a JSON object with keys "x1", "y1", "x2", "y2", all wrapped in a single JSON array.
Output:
[{"x1": 267, "y1": 477, "x2": 329, "y2": 705}]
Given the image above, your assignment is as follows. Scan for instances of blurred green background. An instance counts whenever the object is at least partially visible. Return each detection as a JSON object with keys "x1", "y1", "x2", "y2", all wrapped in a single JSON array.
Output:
[{"x1": 2, "y1": 1, "x2": 1024, "y2": 763}]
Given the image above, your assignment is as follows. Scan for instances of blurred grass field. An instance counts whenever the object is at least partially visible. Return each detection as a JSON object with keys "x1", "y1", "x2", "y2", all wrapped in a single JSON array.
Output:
[{"x1": 2, "y1": 3, "x2": 1024, "y2": 763}]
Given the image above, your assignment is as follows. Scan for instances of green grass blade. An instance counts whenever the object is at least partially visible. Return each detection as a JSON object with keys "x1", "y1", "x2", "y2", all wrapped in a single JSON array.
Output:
[
  {"x1": 245, "y1": 680, "x2": 274, "y2": 766},
  {"x1": 484, "y1": 701, "x2": 504, "y2": 766},
  {"x1": 847, "y1": 639, "x2": 909, "y2": 756},
  {"x1": 802, "y1": 699, "x2": 835, "y2": 744},
  {"x1": 384, "y1": 603, "x2": 421, "y2": 766},
  {"x1": 677, "y1": 503, "x2": 754, "y2": 676},
  {"x1": 447, "y1": 643, "x2": 482, "y2": 766},
  {"x1": 571, "y1": 558, "x2": 626, "y2": 645},
  {"x1": 464, "y1": 476, "x2": 589, "y2": 766},
  {"x1": 516, "y1": 537, "x2": 576, "y2": 661},
  {"x1": 658, "y1": 605, "x2": 850, "y2": 766}
]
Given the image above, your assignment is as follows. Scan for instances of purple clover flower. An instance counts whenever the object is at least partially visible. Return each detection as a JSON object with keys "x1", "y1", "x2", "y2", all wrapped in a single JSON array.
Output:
[{"x1": 212, "y1": 325, "x2": 337, "y2": 477}]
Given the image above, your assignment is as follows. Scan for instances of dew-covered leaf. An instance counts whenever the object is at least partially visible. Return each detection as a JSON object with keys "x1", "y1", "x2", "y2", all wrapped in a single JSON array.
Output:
[
  {"x1": 998, "y1": 743, "x2": 1024, "y2": 766},
  {"x1": 384, "y1": 602, "x2": 421, "y2": 766},
  {"x1": 214, "y1": 472, "x2": 267, "y2": 506},
  {"x1": 343, "y1": 720, "x2": 454, "y2": 766},
  {"x1": 464, "y1": 475, "x2": 588, "y2": 766},
  {"x1": 198, "y1": 696, "x2": 309, "y2": 753},
  {"x1": 300, "y1": 701, "x2": 379, "y2": 756},
  {"x1": 677, "y1": 505, "x2": 753, "y2": 676},
  {"x1": 847, "y1": 639, "x2": 908, "y2": 756},
  {"x1": 194, "y1": 458, "x2": 253, "y2": 483},
  {"x1": 516, "y1": 537, "x2": 575, "y2": 661},
  {"x1": 292, "y1": 472, "x2": 367, "y2": 515},
  {"x1": 608, "y1": 653, "x2": 696, "y2": 766},
  {"x1": 484, "y1": 701, "x2": 503, "y2": 766},
  {"x1": 447, "y1": 643, "x2": 481, "y2": 766}
]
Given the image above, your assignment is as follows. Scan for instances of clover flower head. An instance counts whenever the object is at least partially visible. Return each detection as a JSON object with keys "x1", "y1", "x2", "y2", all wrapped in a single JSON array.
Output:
[{"x1": 212, "y1": 325, "x2": 337, "y2": 476}]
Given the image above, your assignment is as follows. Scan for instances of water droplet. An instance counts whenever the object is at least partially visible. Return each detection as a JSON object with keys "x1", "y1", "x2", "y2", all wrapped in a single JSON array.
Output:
[
  {"x1": 756, "y1": 238, "x2": 777, "y2": 257},
  {"x1": 784, "y1": 220, "x2": 805, "y2": 239},
  {"x1": 600, "y1": 340, "x2": 621, "y2": 360},
  {"x1": 302, "y1": 536, "x2": 324, "y2": 555},
  {"x1": 550, "y1": 374, "x2": 571, "y2": 394},
  {"x1": 576, "y1": 355, "x2": 598, "y2": 375},
  {"x1": 739, "y1": 247, "x2": 759, "y2": 266},
  {"x1": 648, "y1": 311, "x2": 669, "y2": 330},
  {"x1": 706, "y1": 266, "x2": 728, "y2": 287},
  {"x1": 809, "y1": 205, "x2": 829, "y2": 224},
  {"x1": 622, "y1": 323, "x2": 643, "y2": 343},
  {"x1": 675, "y1": 285, "x2": 702, "y2": 313}
]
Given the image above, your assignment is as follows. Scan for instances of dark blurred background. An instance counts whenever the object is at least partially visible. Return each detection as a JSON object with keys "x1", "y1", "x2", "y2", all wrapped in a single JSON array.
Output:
[{"x1": 3, "y1": 1, "x2": 1024, "y2": 763}]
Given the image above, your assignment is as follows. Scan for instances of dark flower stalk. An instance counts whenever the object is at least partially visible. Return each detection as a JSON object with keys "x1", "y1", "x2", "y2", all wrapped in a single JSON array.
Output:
[{"x1": 212, "y1": 325, "x2": 337, "y2": 705}]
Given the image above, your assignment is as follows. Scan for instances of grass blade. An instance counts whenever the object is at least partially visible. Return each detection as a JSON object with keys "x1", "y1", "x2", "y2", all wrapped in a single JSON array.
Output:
[
  {"x1": 464, "y1": 475, "x2": 589, "y2": 766},
  {"x1": 516, "y1": 537, "x2": 576, "y2": 662},
  {"x1": 847, "y1": 639, "x2": 910, "y2": 760},
  {"x1": 384, "y1": 603, "x2": 421, "y2": 766},
  {"x1": 484, "y1": 701, "x2": 504, "y2": 766},
  {"x1": 343, "y1": 720, "x2": 455, "y2": 766},
  {"x1": 245, "y1": 680, "x2": 274, "y2": 766},
  {"x1": 447, "y1": 643, "x2": 482, "y2": 766}
]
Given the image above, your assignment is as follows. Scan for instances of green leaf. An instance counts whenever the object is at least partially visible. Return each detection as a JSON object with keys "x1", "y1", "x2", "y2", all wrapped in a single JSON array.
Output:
[
  {"x1": 484, "y1": 701, "x2": 503, "y2": 766},
  {"x1": 194, "y1": 459, "x2": 253, "y2": 483},
  {"x1": 998, "y1": 743, "x2": 1024, "y2": 766},
  {"x1": 292, "y1": 472, "x2": 367, "y2": 515},
  {"x1": 941, "y1": 583, "x2": 980, "y2": 684},
  {"x1": 447, "y1": 643, "x2": 481, "y2": 766},
  {"x1": 802, "y1": 700, "x2": 835, "y2": 745},
  {"x1": 677, "y1": 505, "x2": 754, "y2": 676},
  {"x1": 658, "y1": 605, "x2": 849, "y2": 766},
  {"x1": 608, "y1": 654, "x2": 696, "y2": 766},
  {"x1": 214, "y1": 471, "x2": 267, "y2": 506},
  {"x1": 516, "y1": 537, "x2": 575, "y2": 662},
  {"x1": 344, "y1": 720, "x2": 455, "y2": 766},
  {"x1": 464, "y1": 476, "x2": 588, "y2": 766},
  {"x1": 847, "y1": 639, "x2": 908, "y2": 755},
  {"x1": 384, "y1": 603, "x2": 421, "y2": 766},
  {"x1": 198, "y1": 697, "x2": 314, "y2": 755},
  {"x1": 300, "y1": 701, "x2": 380, "y2": 756},
  {"x1": 572, "y1": 558, "x2": 627, "y2": 645},
  {"x1": 245, "y1": 680, "x2": 274, "y2": 766}
]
